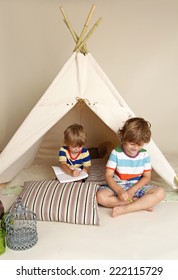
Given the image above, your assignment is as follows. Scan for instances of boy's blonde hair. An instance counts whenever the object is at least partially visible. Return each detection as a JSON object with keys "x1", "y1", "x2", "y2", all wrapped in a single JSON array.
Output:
[
  {"x1": 119, "y1": 117, "x2": 151, "y2": 145},
  {"x1": 64, "y1": 124, "x2": 87, "y2": 147}
]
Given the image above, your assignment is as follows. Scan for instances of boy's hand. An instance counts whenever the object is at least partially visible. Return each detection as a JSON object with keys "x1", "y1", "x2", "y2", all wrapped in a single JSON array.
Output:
[
  {"x1": 72, "y1": 169, "x2": 81, "y2": 177},
  {"x1": 127, "y1": 189, "x2": 135, "y2": 200},
  {"x1": 118, "y1": 190, "x2": 130, "y2": 201}
]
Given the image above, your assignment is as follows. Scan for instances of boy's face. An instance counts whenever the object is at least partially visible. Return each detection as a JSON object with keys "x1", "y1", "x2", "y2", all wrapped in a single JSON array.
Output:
[
  {"x1": 123, "y1": 141, "x2": 144, "y2": 157},
  {"x1": 68, "y1": 145, "x2": 82, "y2": 154}
]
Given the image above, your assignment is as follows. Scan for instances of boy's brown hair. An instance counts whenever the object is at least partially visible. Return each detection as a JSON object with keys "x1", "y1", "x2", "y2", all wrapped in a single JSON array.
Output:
[
  {"x1": 118, "y1": 117, "x2": 151, "y2": 145},
  {"x1": 64, "y1": 124, "x2": 87, "y2": 147}
]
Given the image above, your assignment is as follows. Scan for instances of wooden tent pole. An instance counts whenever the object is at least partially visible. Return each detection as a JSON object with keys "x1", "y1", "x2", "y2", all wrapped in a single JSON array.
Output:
[
  {"x1": 60, "y1": 5, "x2": 102, "y2": 54},
  {"x1": 60, "y1": 6, "x2": 88, "y2": 54},
  {"x1": 65, "y1": 20, "x2": 89, "y2": 54},
  {"x1": 60, "y1": 6, "x2": 77, "y2": 42},
  {"x1": 74, "y1": 4, "x2": 96, "y2": 51},
  {"x1": 74, "y1": 17, "x2": 103, "y2": 53}
]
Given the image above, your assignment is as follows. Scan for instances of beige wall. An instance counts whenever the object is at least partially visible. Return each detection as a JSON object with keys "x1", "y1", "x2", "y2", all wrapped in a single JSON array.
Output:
[{"x1": 0, "y1": 0, "x2": 178, "y2": 154}]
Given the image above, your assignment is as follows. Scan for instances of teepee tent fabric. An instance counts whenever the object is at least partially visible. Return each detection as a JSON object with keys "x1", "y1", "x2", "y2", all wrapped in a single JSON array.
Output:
[{"x1": 0, "y1": 51, "x2": 177, "y2": 188}]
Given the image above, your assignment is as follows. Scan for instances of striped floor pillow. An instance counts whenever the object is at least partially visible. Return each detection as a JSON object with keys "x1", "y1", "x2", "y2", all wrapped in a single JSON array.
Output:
[{"x1": 19, "y1": 180, "x2": 100, "y2": 225}]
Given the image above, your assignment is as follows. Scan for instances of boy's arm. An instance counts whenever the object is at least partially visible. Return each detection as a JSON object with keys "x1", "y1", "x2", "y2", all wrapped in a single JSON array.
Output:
[
  {"x1": 59, "y1": 162, "x2": 81, "y2": 177},
  {"x1": 82, "y1": 149, "x2": 91, "y2": 174},
  {"x1": 105, "y1": 168, "x2": 129, "y2": 201},
  {"x1": 127, "y1": 170, "x2": 152, "y2": 198},
  {"x1": 83, "y1": 166, "x2": 90, "y2": 174}
]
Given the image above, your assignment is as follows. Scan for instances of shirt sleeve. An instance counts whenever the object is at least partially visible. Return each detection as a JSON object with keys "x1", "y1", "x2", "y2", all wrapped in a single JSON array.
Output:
[
  {"x1": 143, "y1": 150, "x2": 152, "y2": 172},
  {"x1": 59, "y1": 146, "x2": 67, "y2": 163},
  {"x1": 106, "y1": 149, "x2": 117, "y2": 170},
  {"x1": 82, "y1": 149, "x2": 91, "y2": 167}
]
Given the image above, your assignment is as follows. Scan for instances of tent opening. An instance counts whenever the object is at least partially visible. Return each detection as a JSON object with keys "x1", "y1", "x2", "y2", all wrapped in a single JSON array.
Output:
[{"x1": 35, "y1": 103, "x2": 119, "y2": 165}]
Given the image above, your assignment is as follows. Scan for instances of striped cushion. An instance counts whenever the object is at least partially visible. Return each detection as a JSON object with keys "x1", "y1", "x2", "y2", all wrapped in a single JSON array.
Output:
[
  {"x1": 86, "y1": 159, "x2": 106, "y2": 183},
  {"x1": 20, "y1": 180, "x2": 100, "y2": 225}
]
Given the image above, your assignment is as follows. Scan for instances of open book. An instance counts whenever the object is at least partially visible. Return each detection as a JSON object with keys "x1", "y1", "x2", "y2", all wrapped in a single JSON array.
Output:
[{"x1": 52, "y1": 166, "x2": 88, "y2": 183}]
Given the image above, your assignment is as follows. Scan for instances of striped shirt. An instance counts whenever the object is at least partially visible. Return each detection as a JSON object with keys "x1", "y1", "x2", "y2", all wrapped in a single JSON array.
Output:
[
  {"x1": 59, "y1": 146, "x2": 91, "y2": 169},
  {"x1": 106, "y1": 146, "x2": 151, "y2": 183}
]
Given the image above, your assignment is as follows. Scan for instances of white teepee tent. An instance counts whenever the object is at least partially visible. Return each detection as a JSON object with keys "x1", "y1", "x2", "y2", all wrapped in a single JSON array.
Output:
[{"x1": 0, "y1": 6, "x2": 177, "y2": 188}]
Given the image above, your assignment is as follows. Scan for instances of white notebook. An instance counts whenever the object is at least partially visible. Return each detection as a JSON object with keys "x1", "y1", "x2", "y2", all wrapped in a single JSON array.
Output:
[{"x1": 52, "y1": 166, "x2": 88, "y2": 183}]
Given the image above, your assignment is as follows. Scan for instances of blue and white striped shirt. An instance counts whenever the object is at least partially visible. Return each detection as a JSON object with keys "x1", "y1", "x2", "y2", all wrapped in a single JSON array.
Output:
[{"x1": 59, "y1": 146, "x2": 91, "y2": 169}]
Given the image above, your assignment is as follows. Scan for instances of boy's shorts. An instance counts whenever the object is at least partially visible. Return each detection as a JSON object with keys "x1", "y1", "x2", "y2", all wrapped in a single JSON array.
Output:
[{"x1": 98, "y1": 181, "x2": 157, "y2": 198}]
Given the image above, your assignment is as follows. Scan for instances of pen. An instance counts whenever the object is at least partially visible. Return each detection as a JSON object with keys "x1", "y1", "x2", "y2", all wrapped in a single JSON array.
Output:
[
  {"x1": 67, "y1": 158, "x2": 73, "y2": 166},
  {"x1": 67, "y1": 158, "x2": 81, "y2": 172},
  {"x1": 128, "y1": 198, "x2": 133, "y2": 203}
]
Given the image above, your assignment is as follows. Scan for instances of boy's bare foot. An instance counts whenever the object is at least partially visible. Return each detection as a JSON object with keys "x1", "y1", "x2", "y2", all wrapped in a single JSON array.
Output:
[
  {"x1": 146, "y1": 207, "x2": 153, "y2": 212},
  {"x1": 112, "y1": 206, "x2": 125, "y2": 217},
  {"x1": 112, "y1": 204, "x2": 153, "y2": 218}
]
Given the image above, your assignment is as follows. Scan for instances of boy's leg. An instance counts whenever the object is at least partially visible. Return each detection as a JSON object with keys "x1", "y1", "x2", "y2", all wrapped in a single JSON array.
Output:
[
  {"x1": 112, "y1": 186, "x2": 165, "y2": 217},
  {"x1": 96, "y1": 189, "x2": 130, "y2": 208}
]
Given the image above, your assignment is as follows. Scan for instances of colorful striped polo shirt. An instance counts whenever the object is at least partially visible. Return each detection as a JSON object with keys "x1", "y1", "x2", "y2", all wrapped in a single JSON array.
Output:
[
  {"x1": 106, "y1": 146, "x2": 151, "y2": 182},
  {"x1": 59, "y1": 146, "x2": 91, "y2": 169}
]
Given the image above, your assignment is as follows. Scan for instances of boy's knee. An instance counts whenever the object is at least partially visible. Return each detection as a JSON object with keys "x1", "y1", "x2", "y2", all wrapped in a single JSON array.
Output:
[
  {"x1": 96, "y1": 190, "x2": 107, "y2": 205},
  {"x1": 156, "y1": 186, "x2": 166, "y2": 200},
  {"x1": 96, "y1": 190, "x2": 103, "y2": 204}
]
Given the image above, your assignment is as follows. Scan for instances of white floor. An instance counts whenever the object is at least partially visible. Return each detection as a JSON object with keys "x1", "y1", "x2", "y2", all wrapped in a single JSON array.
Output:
[
  {"x1": 1, "y1": 153, "x2": 178, "y2": 260},
  {"x1": 1, "y1": 200, "x2": 178, "y2": 260}
]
